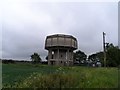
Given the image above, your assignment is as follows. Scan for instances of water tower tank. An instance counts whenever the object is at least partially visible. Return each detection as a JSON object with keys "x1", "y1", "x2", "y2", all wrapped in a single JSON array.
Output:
[{"x1": 45, "y1": 34, "x2": 78, "y2": 66}]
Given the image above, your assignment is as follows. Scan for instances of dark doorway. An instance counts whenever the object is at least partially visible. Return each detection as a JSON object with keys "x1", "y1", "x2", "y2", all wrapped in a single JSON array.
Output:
[{"x1": 51, "y1": 61, "x2": 55, "y2": 65}]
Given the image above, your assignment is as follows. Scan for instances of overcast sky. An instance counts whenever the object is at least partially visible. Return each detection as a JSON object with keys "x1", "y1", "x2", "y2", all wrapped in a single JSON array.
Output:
[{"x1": 1, "y1": 1, "x2": 118, "y2": 60}]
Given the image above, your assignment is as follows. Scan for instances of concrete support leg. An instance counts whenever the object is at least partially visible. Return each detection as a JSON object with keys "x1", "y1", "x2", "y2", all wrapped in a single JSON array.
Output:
[
  {"x1": 67, "y1": 49, "x2": 69, "y2": 66},
  {"x1": 56, "y1": 49, "x2": 59, "y2": 65},
  {"x1": 48, "y1": 49, "x2": 52, "y2": 65},
  {"x1": 71, "y1": 51, "x2": 73, "y2": 65}
]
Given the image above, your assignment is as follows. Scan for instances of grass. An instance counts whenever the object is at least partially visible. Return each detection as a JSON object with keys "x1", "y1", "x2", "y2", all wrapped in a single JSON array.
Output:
[
  {"x1": 2, "y1": 63, "x2": 57, "y2": 86},
  {"x1": 2, "y1": 63, "x2": 119, "y2": 88}
]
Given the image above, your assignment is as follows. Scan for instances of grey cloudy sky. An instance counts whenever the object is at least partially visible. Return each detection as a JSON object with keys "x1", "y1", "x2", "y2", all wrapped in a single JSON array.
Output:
[{"x1": 1, "y1": 1, "x2": 118, "y2": 60}]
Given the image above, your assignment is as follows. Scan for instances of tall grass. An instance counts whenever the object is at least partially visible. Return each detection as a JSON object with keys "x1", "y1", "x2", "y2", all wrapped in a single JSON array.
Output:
[
  {"x1": 18, "y1": 73, "x2": 77, "y2": 88},
  {"x1": 2, "y1": 64, "x2": 118, "y2": 88}
]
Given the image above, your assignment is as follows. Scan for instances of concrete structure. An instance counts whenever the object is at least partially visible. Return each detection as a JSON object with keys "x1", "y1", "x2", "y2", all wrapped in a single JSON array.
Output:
[{"x1": 45, "y1": 34, "x2": 78, "y2": 66}]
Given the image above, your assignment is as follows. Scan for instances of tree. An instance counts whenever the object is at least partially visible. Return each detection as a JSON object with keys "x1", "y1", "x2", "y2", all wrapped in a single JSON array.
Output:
[
  {"x1": 88, "y1": 43, "x2": 120, "y2": 67},
  {"x1": 31, "y1": 53, "x2": 41, "y2": 63},
  {"x1": 45, "y1": 55, "x2": 48, "y2": 60},
  {"x1": 73, "y1": 50, "x2": 87, "y2": 65},
  {"x1": 106, "y1": 43, "x2": 120, "y2": 67},
  {"x1": 88, "y1": 53, "x2": 97, "y2": 63},
  {"x1": 88, "y1": 52, "x2": 104, "y2": 66}
]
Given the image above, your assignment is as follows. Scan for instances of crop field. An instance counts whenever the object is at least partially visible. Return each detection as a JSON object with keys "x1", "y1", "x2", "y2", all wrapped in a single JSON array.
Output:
[{"x1": 2, "y1": 63, "x2": 119, "y2": 88}]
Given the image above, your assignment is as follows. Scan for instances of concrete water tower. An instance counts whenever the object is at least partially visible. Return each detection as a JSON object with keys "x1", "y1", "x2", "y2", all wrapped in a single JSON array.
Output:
[{"x1": 45, "y1": 34, "x2": 78, "y2": 66}]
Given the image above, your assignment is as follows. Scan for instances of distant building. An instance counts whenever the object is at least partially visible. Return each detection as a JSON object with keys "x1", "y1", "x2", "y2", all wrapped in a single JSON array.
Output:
[{"x1": 45, "y1": 34, "x2": 78, "y2": 66}]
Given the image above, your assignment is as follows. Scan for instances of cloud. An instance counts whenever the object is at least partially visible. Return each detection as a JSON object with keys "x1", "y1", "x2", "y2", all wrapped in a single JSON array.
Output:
[{"x1": 2, "y1": 2, "x2": 118, "y2": 60}]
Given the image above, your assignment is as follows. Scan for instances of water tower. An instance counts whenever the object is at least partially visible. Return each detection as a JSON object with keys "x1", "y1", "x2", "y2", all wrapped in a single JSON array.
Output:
[{"x1": 45, "y1": 34, "x2": 78, "y2": 66}]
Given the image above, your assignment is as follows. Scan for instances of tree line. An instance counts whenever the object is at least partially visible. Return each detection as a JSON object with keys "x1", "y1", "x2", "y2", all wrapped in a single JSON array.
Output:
[
  {"x1": 74, "y1": 43, "x2": 120, "y2": 67},
  {"x1": 30, "y1": 43, "x2": 120, "y2": 67},
  {"x1": 2, "y1": 43, "x2": 120, "y2": 67}
]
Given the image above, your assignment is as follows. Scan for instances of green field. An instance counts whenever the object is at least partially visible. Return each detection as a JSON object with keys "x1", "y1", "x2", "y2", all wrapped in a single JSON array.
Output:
[{"x1": 2, "y1": 63, "x2": 119, "y2": 88}]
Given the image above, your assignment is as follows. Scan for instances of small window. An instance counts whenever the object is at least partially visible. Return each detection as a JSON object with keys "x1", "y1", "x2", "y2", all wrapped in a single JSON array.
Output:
[
  {"x1": 51, "y1": 51, "x2": 54, "y2": 59},
  {"x1": 52, "y1": 51, "x2": 54, "y2": 54}
]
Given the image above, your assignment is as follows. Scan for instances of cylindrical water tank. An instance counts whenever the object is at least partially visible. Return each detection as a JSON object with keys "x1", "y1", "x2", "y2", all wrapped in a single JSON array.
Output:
[{"x1": 45, "y1": 34, "x2": 78, "y2": 50}]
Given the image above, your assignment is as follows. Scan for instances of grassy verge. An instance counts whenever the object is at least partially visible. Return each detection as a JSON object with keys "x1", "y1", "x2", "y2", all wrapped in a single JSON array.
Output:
[{"x1": 2, "y1": 63, "x2": 118, "y2": 88}]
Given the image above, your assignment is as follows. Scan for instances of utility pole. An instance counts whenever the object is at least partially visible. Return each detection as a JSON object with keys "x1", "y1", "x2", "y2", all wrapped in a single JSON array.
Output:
[{"x1": 103, "y1": 32, "x2": 106, "y2": 67}]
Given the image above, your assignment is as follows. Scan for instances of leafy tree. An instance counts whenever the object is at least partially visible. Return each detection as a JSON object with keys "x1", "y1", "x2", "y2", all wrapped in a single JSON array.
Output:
[
  {"x1": 88, "y1": 53, "x2": 97, "y2": 63},
  {"x1": 45, "y1": 55, "x2": 48, "y2": 60},
  {"x1": 106, "y1": 43, "x2": 120, "y2": 67},
  {"x1": 73, "y1": 50, "x2": 87, "y2": 64},
  {"x1": 88, "y1": 43, "x2": 120, "y2": 67},
  {"x1": 31, "y1": 53, "x2": 41, "y2": 63},
  {"x1": 88, "y1": 52, "x2": 104, "y2": 66},
  {"x1": 96, "y1": 52, "x2": 104, "y2": 66}
]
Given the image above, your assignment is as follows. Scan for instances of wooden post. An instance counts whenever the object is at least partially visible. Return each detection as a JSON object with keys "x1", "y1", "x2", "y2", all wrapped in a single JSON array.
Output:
[{"x1": 103, "y1": 32, "x2": 106, "y2": 67}]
